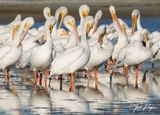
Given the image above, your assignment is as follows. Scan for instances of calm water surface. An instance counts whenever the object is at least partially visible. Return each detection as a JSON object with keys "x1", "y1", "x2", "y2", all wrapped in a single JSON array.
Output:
[{"x1": 0, "y1": 18, "x2": 160, "y2": 115}]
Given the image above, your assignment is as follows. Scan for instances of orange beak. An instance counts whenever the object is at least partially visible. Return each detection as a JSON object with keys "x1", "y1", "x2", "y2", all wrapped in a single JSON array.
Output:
[
  {"x1": 111, "y1": 12, "x2": 122, "y2": 32},
  {"x1": 132, "y1": 15, "x2": 138, "y2": 35}
]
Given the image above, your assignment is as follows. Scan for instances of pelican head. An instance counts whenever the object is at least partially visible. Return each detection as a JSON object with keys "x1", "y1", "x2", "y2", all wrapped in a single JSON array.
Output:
[
  {"x1": 109, "y1": 5, "x2": 116, "y2": 19},
  {"x1": 45, "y1": 16, "x2": 56, "y2": 33},
  {"x1": 64, "y1": 15, "x2": 80, "y2": 41},
  {"x1": 92, "y1": 10, "x2": 102, "y2": 34},
  {"x1": 109, "y1": 5, "x2": 118, "y2": 22},
  {"x1": 55, "y1": 6, "x2": 68, "y2": 29},
  {"x1": 16, "y1": 17, "x2": 34, "y2": 47},
  {"x1": 109, "y1": 5, "x2": 121, "y2": 27},
  {"x1": 85, "y1": 16, "x2": 94, "y2": 33},
  {"x1": 43, "y1": 7, "x2": 52, "y2": 19},
  {"x1": 11, "y1": 21, "x2": 21, "y2": 40},
  {"x1": 23, "y1": 17, "x2": 35, "y2": 32},
  {"x1": 79, "y1": 4, "x2": 90, "y2": 19},
  {"x1": 95, "y1": 10, "x2": 102, "y2": 20},
  {"x1": 64, "y1": 15, "x2": 76, "y2": 31},
  {"x1": 131, "y1": 9, "x2": 140, "y2": 35}
]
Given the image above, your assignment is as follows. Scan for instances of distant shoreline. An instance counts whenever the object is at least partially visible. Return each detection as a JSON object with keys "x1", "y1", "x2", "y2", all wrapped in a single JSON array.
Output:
[{"x1": 0, "y1": 0, "x2": 160, "y2": 22}]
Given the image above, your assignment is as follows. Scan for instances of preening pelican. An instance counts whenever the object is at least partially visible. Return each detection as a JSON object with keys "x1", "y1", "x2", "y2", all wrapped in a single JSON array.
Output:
[
  {"x1": 109, "y1": 5, "x2": 128, "y2": 67},
  {"x1": 49, "y1": 16, "x2": 94, "y2": 92},
  {"x1": 88, "y1": 10, "x2": 102, "y2": 37},
  {"x1": 55, "y1": 6, "x2": 68, "y2": 29},
  {"x1": 116, "y1": 15, "x2": 152, "y2": 87},
  {"x1": 0, "y1": 17, "x2": 34, "y2": 83},
  {"x1": 52, "y1": 15, "x2": 79, "y2": 51},
  {"x1": 86, "y1": 25, "x2": 113, "y2": 89},
  {"x1": 30, "y1": 16, "x2": 56, "y2": 92}
]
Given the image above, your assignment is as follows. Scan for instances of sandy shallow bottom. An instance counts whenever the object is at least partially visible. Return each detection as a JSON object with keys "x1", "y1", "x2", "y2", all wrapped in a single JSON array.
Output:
[{"x1": 0, "y1": 63, "x2": 160, "y2": 114}]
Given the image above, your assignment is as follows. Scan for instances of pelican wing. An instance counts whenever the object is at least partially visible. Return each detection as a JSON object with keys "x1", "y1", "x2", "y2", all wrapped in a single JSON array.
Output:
[
  {"x1": 0, "y1": 45, "x2": 12, "y2": 60},
  {"x1": 51, "y1": 47, "x2": 84, "y2": 70},
  {"x1": 117, "y1": 44, "x2": 134, "y2": 63}
]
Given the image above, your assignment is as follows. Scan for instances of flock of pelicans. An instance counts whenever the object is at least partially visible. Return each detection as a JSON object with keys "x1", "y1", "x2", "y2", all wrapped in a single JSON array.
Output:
[{"x1": 0, "y1": 4, "x2": 160, "y2": 93}]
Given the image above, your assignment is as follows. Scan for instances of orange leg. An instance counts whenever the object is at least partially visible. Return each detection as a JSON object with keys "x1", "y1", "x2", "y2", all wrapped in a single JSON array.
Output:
[
  {"x1": 34, "y1": 69, "x2": 38, "y2": 94},
  {"x1": 112, "y1": 59, "x2": 116, "y2": 76},
  {"x1": 44, "y1": 69, "x2": 49, "y2": 91},
  {"x1": 69, "y1": 73, "x2": 75, "y2": 92},
  {"x1": 94, "y1": 67, "x2": 98, "y2": 90},
  {"x1": 106, "y1": 59, "x2": 112, "y2": 73},
  {"x1": 124, "y1": 67, "x2": 129, "y2": 86},
  {"x1": 135, "y1": 66, "x2": 138, "y2": 88},
  {"x1": 87, "y1": 70, "x2": 90, "y2": 88}
]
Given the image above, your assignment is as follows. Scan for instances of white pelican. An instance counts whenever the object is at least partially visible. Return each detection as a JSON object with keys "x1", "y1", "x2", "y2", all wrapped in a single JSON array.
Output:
[
  {"x1": 16, "y1": 30, "x2": 44, "y2": 69},
  {"x1": 109, "y1": 5, "x2": 128, "y2": 76},
  {"x1": 30, "y1": 17, "x2": 56, "y2": 91},
  {"x1": 0, "y1": 21, "x2": 22, "y2": 45},
  {"x1": 147, "y1": 31, "x2": 160, "y2": 63},
  {"x1": 130, "y1": 9, "x2": 150, "y2": 44},
  {"x1": 52, "y1": 15, "x2": 79, "y2": 51},
  {"x1": 85, "y1": 25, "x2": 113, "y2": 89},
  {"x1": 49, "y1": 16, "x2": 94, "y2": 92},
  {"x1": 55, "y1": 6, "x2": 68, "y2": 29},
  {"x1": 116, "y1": 30, "x2": 152, "y2": 88},
  {"x1": 88, "y1": 10, "x2": 102, "y2": 37},
  {"x1": 43, "y1": 7, "x2": 52, "y2": 20},
  {"x1": 0, "y1": 17, "x2": 34, "y2": 83},
  {"x1": 78, "y1": 4, "x2": 90, "y2": 36},
  {"x1": 51, "y1": 6, "x2": 68, "y2": 40}
]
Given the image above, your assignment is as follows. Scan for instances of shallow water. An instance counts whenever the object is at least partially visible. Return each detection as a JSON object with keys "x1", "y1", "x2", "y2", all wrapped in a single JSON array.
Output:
[
  {"x1": 1, "y1": 18, "x2": 160, "y2": 115},
  {"x1": 0, "y1": 64, "x2": 160, "y2": 115}
]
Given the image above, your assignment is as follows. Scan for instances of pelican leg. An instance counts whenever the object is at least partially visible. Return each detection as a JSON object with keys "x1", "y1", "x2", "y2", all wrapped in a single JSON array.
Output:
[
  {"x1": 124, "y1": 67, "x2": 129, "y2": 86},
  {"x1": 60, "y1": 75, "x2": 63, "y2": 91},
  {"x1": 135, "y1": 66, "x2": 138, "y2": 88},
  {"x1": 106, "y1": 59, "x2": 111, "y2": 73},
  {"x1": 44, "y1": 69, "x2": 49, "y2": 91},
  {"x1": 112, "y1": 59, "x2": 116, "y2": 76},
  {"x1": 34, "y1": 69, "x2": 38, "y2": 94},
  {"x1": 87, "y1": 70, "x2": 90, "y2": 88},
  {"x1": 94, "y1": 67, "x2": 99, "y2": 90},
  {"x1": 7, "y1": 68, "x2": 10, "y2": 83},
  {"x1": 39, "y1": 71, "x2": 43, "y2": 87},
  {"x1": 69, "y1": 73, "x2": 75, "y2": 92}
]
